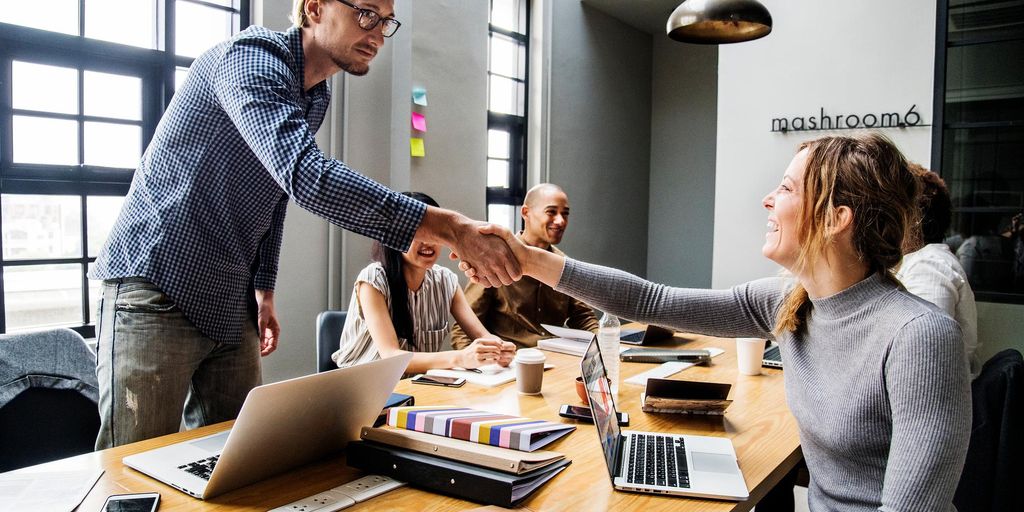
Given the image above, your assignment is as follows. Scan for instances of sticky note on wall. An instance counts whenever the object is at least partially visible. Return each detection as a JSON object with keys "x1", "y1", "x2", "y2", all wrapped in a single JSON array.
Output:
[
  {"x1": 412, "y1": 87, "x2": 428, "y2": 106},
  {"x1": 411, "y1": 112, "x2": 426, "y2": 132},
  {"x1": 410, "y1": 138, "x2": 425, "y2": 157}
]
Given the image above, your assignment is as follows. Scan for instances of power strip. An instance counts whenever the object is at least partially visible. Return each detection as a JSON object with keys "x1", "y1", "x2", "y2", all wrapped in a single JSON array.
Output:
[{"x1": 268, "y1": 474, "x2": 405, "y2": 512}]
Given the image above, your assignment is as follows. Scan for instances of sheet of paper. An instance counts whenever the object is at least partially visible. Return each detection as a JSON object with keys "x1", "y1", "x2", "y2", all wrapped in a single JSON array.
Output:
[
  {"x1": 410, "y1": 138, "x2": 425, "y2": 157},
  {"x1": 427, "y1": 362, "x2": 555, "y2": 387},
  {"x1": 540, "y1": 324, "x2": 593, "y2": 342},
  {"x1": 412, "y1": 87, "x2": 428, "y2": 106},
  {"x1": 411, "y1": 112, "x2": 427, "y2": 131},
  {"x1": 0, "y1": 468, "x2": 103, "y2": 512}
]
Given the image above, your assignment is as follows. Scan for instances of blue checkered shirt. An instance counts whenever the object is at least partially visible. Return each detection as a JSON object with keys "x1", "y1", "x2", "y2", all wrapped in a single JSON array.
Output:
[{"x1": 91, "y1": 26, "x2": 426, "y2": 344}]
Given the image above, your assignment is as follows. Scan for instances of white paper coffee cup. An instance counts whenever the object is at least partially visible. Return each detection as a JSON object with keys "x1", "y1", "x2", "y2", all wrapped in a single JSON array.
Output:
[
  {"x1": 736, "y1": 338, "x2": 765, "y2": 376},
  {"x1": 514, "y1": 348, "x2": 546, "y2": 395}
]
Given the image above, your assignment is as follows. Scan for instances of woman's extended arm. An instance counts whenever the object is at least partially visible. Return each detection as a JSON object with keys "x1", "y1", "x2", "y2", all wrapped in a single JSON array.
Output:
[{"x1": 469, "y1": 227, "x2": 782, "y2": 339}]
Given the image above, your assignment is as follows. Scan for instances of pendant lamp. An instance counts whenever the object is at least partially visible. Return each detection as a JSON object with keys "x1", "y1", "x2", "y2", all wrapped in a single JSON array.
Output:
[{"x1": 667, "y1": 0, "x2": 773, "y2": 44}]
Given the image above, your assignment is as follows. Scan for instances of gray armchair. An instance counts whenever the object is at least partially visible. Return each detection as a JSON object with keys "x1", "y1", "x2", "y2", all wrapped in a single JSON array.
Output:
[{"x1": 0, "y1": 328, "x2": 100, "y2": 472}]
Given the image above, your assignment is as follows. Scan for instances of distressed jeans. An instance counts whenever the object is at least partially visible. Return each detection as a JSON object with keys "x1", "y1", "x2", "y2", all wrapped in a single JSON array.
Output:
[{"x1": 94, "y1": 277, "x2": 261, "y2": 449}]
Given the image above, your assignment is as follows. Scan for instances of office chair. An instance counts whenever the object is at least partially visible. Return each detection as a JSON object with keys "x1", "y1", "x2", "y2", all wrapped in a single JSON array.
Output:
[
  {"x1": 0, "y1": 328, "x2": 100, "y2": 472},
  {"x1": 953, "y1": 349, "x2": 1023, "y2": 512},
  {"x1": 316, "y1": 310, "x2": 348, "y2": 373}
]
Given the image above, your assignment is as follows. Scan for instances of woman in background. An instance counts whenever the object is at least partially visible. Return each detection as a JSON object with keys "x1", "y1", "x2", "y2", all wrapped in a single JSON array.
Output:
[
  {"x1": 334, "y1": 192, "x2": 516, "y2": 374},
  {"x1": 470, "y1": 134, "x2": 970, "y2": 511}
]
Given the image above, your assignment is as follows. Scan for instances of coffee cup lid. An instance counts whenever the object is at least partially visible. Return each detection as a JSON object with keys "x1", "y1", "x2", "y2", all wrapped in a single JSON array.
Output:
[{"x1": 514, "y1": 348, "x2": 546, "y2": 364}]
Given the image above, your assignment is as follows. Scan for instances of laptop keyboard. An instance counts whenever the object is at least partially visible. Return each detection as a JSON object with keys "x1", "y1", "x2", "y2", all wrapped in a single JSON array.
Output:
[
  {"x1": 179, "y1": 454, "x2": 219, "y2": 481},
  {"x1": 620, "y1": 331, "x2": 645, "y2": 343},
  {"x1": 763, "y1": 344, "x2": 783, "y2": 367},
  {"x1": 626, "y1": 434, "x2": 689, "y2": 488}
]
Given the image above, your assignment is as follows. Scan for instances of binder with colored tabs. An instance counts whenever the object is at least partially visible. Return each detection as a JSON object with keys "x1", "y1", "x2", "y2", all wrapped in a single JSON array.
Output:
[{"x1": 386, "y1": 406, "x2": 575, "y2": 452}]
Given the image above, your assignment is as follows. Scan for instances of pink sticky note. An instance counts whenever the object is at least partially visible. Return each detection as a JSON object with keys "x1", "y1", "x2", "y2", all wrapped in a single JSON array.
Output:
[{"x1": 411, "y1": 112, "x2": 427, "y2": 132}]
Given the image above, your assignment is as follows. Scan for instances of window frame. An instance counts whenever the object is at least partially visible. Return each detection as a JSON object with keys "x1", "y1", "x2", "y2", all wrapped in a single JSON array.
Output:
[
  {"x1": 931, "y1": 0, "x2": 1024, "y2": 304},
  {"x1": 486, "y1": 1, "x2": 529, "y2": 232},
  {"x1": 0, "y1": 0, "x2": 250, "y2": 336}
]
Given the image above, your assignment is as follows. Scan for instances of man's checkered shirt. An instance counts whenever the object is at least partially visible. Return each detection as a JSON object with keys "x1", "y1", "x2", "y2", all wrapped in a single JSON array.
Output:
[{"x1": 91, "y1": 26, "x2": 426, "y2": 344}]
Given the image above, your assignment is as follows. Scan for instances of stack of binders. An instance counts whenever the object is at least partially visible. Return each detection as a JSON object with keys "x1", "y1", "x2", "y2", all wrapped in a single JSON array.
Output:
[{"x1": 347, "y1": 426, "x2": 571, "y2": 508}]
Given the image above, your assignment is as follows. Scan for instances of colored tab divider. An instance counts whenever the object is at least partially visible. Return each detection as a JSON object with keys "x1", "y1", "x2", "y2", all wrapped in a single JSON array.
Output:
[{"x1": 410, "y1": 137, "x2": 425, "y2": 157}]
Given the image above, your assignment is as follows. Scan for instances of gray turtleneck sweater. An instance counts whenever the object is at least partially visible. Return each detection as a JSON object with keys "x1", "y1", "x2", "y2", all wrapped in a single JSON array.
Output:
[{"x1": 556, "y1": 259, "x2": 971, "y2": 512}]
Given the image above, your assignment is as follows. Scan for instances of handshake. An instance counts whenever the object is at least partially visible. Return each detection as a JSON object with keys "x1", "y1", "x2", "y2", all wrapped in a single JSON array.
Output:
[{"x1": 446, "y1": 220, "x2": 535, "y2": 288}]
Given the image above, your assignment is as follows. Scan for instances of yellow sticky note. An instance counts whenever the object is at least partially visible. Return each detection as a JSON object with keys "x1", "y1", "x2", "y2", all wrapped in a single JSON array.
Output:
[{"x1": 410, "y1": 138, "x2": 425, "y2": 157}]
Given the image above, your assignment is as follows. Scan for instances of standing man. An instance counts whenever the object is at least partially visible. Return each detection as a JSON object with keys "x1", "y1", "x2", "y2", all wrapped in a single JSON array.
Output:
[
  {"x1": 91, "y1": 0, "x2": 518, "y2": 449},
  {"x1": 451, "y1": 184, "x2": 599, "y2": 350}
]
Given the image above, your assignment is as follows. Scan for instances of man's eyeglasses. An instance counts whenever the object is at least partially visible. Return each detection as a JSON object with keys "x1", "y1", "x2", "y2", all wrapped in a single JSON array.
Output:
[{"x1": 335, "y1": 0, "x2": 401, "y2": 38}]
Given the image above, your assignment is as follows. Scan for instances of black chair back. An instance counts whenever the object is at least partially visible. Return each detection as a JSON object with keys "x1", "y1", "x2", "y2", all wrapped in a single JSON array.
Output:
[
  {"x1": 316, "y1": 311, "x2": 348, "y2": 372},
  {"x1": 953, "y1": 349, "x2": 1023, "y2": 512}
]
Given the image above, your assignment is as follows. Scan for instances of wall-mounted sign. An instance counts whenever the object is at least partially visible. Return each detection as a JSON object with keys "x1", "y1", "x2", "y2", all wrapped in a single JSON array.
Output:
[{"x1": 771, "y1": 105, "x2": 926, "y2": 133}]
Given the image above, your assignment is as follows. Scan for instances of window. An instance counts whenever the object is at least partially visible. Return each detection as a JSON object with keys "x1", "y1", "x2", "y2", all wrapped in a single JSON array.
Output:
[
  {"x1": 486, "y1": 0, "x2": 529, "y2": 231},
  {"x1": 933, "y1": 0, "x2": 1024, "y2": 303},
  {"x1": 0, "y1": 1, "x2": 249, "y2": 336}
]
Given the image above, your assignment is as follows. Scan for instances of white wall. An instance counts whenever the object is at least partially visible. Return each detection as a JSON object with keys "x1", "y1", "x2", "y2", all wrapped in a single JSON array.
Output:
[
  {"x1": 713, "y1": 0, "x2": 937, "y2": 288},
  {"x1": 712, "y1": 0, "x2": 1024, "y2": 359},
  {"x1": 545, "y1": 1, "x2": 652, "y2": 276},
  {"x1": 647, "y1": 38, "x2": 717, "y2": 287}
]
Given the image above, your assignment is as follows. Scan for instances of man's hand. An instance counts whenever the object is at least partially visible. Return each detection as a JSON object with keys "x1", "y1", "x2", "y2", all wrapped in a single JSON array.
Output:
[
  {"x1": 451, "y1": 220, "x2": 522, "y2": 287},
  {"x1": 458, "y1": 224, "x2": 531, "y2": 285},
  {"x1": 255, "y1": 289, "x2": 280, "y2": 356},
  {"x1": 415, "y1": 207, "x2": 521, "y2": 287}
]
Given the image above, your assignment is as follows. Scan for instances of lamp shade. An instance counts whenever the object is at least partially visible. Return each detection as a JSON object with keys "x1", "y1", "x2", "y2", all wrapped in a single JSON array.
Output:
[{"x1": 667, "y1": 0, "x2": 772, "y2": 44}]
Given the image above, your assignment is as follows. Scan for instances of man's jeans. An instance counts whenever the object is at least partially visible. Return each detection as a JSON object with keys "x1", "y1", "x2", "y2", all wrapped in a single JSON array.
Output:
[{"x1": 95, "y1": 277, "x2": 261, "y2": 449}]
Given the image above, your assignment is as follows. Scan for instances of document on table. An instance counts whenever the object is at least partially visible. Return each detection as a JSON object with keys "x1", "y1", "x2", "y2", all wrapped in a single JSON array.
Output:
[
  {"x1": 0, "y1": 468, "x2": 103, "y2": 512},
  {"x1": 427, "y1": 362, "x2": 555, "y2": 387}
]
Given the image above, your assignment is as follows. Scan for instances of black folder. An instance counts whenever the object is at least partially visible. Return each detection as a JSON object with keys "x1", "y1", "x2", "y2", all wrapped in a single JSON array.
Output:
[
  {"x1": 373, "y1": 393, "x2": 415, "y2": 427},
  {"x1": 346, "y1": 440, "x2": 571, "y2": 508}
]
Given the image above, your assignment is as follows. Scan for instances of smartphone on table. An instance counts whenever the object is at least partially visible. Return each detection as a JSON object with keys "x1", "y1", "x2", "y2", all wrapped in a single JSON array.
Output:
[
  {"x1": 101, "y1": 492, "x2": 160, "y2": 512},
  {"x1": 411, "y1": 374, "x2": 466, "y2": 387},
  {"x1": 559, "y1": 404, "x2": 629, "y2": 426}
]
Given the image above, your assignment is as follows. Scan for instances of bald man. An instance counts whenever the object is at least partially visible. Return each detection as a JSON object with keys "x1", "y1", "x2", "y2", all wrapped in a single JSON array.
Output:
[{"x1": 451, "y1": 184, "x2": 599, "y2": 349}]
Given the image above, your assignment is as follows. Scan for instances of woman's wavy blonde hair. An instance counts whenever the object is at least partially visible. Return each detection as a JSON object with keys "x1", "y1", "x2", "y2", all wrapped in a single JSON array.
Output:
[{"x1": 774, "y1": 133, "x2": 920, "y2": 335}]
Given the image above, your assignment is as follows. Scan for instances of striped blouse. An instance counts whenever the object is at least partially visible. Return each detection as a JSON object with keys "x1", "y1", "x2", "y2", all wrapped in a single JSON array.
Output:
[{"x1": 332, "y1": 262, "x2": 459, "y2": 368}]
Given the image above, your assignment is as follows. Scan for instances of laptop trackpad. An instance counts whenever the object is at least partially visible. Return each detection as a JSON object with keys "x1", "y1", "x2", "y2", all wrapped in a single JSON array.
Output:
[
  {"x1": 691, "y1": 451, "x2": 739, "y2": 474},
  {"x1": 190, "y1": 431, "x2": 230, "y2": 452}
]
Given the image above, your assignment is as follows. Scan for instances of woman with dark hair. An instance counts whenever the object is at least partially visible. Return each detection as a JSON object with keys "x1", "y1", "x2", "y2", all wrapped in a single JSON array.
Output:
[
  {"x1": 333, "y1": 192, "x2": 516, "y2": 374},
  {"x1": 469, "y1": 134, "x2": 970, "y2": 511},
  {"x1": 898, "y1": 165, "x2": 979, "y2": 378}
]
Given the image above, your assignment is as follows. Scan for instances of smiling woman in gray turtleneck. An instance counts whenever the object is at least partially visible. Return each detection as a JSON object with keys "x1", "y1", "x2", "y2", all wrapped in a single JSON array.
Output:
[{"x1": 470, "y1": 133, "x2": 971, "y2": 511}]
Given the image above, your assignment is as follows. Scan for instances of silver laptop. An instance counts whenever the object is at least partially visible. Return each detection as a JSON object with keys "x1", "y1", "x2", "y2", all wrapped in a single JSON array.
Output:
[
  {"x1": 619, "y1": 324, "x2": 675, "y2": 345},
  {"x1": 123, "y1": 352, "x2": 413, "y2": 499},
  {"x1": 762, "y1": 341, "x2": 783, "y2": 368},
  {"x1": 581, "y1": 339, "x2": 749, "y2": 500}
]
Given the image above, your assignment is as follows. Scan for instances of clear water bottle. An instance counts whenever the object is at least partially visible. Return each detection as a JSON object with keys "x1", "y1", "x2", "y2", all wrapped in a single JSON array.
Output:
[{"x1": 598, "y1": 312, "x2": 621, "y2": 398}]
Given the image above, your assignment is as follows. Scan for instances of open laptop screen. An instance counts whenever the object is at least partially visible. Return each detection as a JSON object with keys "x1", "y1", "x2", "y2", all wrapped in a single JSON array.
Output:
[{"x1": 582, "y1": 338, "x2": 620, "y2": 479}]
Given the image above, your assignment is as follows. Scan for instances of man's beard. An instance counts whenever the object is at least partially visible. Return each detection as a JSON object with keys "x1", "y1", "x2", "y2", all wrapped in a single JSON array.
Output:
[{"x1": 335, "y1": 56, "x2": 370, "y2": 76}]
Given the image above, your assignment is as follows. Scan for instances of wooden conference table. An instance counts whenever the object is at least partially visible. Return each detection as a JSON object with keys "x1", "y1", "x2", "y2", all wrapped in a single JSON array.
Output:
[{"x1": 33, "y1": 331, "x2": 801, "y2": 512}]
